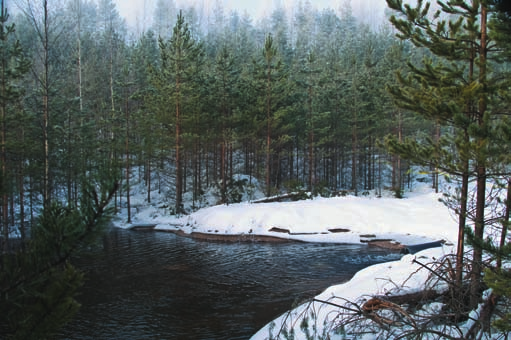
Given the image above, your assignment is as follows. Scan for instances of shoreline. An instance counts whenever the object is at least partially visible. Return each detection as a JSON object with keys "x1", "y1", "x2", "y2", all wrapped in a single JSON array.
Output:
[
  {"x1": 155, "y1": 228, "x2": 305, "y2": 243},
  {"x1": 131, "y1": 226, "x2": 409, "y2": 251}
]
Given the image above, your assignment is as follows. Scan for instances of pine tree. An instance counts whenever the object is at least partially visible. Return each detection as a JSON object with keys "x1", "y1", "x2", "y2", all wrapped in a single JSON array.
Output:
[
  {"x1": 132, "y1": 30, "x2": 159, "y2": 204},
  {"x1": 253, "y1": 34, "x2": 290, "y2": 197},
  {"x1": 0, "y1": 169, "x2": 119, "y2": 339},
  {"x1": 479, "y1": 1, "x2": 511, "y2": 332},
  {"x1": 295, "y1": 50, "x2": 321, "y2": 192},
  {"x1": 211, "y1": 46, "x2": 240, "y2": 203},
  {"x1": 151, "y1": 11, "x2": 203, "y2": 214},
  {"x1": 385, "y1": 0, "x2": 504, "y2": 311}
]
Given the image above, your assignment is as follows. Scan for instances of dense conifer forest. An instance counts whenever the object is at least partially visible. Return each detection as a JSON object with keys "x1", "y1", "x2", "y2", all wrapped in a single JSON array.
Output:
[
  {"x1": 0, "y1": 0, "x2": 437, "y2": 224},
  {"x1": 2, "y1": 0, "x2": 511, "y2": 338}
]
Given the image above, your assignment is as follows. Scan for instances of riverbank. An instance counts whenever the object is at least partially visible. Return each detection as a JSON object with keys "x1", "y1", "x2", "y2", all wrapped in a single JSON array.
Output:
[
  {"x1": 130, "y1": 226, "x2": 415, "y2": 252},
  {"x1": 114, "y1": 183, "x2": 457, "y2": 249}
]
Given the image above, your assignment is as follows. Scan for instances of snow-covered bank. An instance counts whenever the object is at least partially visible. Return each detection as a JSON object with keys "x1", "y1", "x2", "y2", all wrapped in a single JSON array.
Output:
[
  {"x1": 250, "y1": 246, "x2": 458, "y2": 340},
  {"x1": 116, "y1": 184, "x2": 458, "y2": 247}
]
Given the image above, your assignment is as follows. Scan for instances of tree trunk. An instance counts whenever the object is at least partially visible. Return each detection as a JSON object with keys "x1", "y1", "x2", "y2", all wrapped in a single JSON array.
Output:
[
  {"x1": 175, "y1": 77, "x2": 183, "y2": 214},
  {"x1": 229, "y1": 141, "x2": 233, "y2": 183},
  {"x1": 308, "y1": 82, "x2": 314, "y2": 192},
  {"x1": 433, "y1": 121, "x2": 440, "y2": 193},
  {"x1": 396, "y1": 110, "x2": 402, "y2": 193},
  {"x1": 266, "y1": 63, "x2": 272, "y2": 198},
  {"x1": 221, "y1": 105, "x2": 227, "y2": 203},
  {"x1": 456, "y1": 164, "x2": 469, "y2": 297},
  {"x1": 470, "y1": 5, "x2": 488, "y2": 309},
  {"x1": 0, "y1": 6, "x2": 7, "y2": 251},
  {"x1": 125, "y1": 88, "x2": 131, "y2": 224},
  {"x1": 77, "y1": 0, "x2": 83, "y2": 113},
  {"x1": 18, "y1": 123, "x2": 26, "y2": 244},
  {"x1": 497, "y1": 179, "x2": 511, "y2": 269},
  {"x1": 147, "y1": 159, "x2": 151, "y2": 204},
  {"x1": 43, "y1": 0, "x2": 50, "y2": 208},
  {"x1": 351, "y1": 121, "x2": 358, "y2": 195}
]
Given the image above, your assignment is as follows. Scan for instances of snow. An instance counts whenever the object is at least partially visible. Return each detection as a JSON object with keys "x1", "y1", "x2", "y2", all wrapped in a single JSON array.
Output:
[
  {"x1": 250, "y1": 247, "x2": 456, "y2": 339},
  {"x1": 113, "y1": 182, "x2": 466, "y2": 339},
  {"x1": 118, "y1": 183, "x2": 458, "y2": 246}
]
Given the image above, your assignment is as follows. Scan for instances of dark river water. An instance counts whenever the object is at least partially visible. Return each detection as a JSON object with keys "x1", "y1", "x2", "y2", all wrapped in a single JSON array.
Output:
[{"x1": 58, "y1": 227, "x2": 399, "y2": 340}]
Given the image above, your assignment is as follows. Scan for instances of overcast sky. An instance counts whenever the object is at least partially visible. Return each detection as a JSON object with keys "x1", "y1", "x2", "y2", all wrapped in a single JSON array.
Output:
[{"x1": 114, "y1": 0, "x2": 389, "y2": 31}]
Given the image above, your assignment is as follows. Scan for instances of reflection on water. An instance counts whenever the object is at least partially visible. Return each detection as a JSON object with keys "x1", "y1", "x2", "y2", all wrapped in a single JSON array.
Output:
[{"x1": 59, "y1": 228, "x2": 399, "y2": 340}]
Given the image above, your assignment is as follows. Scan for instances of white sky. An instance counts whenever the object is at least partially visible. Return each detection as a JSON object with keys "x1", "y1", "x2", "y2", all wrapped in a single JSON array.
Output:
[{"x1": 114, "y1": 0, "x2": 389, "y2": 31}]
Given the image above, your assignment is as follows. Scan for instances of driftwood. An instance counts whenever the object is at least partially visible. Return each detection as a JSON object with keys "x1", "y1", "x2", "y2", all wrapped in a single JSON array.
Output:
[
  {"x1": 268, "y1": 227, "x2": 290, "y2": 234},
  {"x1": 252, "y1": 192, "x2": 306, "y2": 203},
  {"x1": 361, "y1": 290, "x2": 444, "y2": 329},
  {"x1": 362, "y1": 289, "x2": 443, "y2": 312},
  {"x1": 362, "y1": 297, "x2": 415, "y2": 327},
  {"x1": 362, "y1": 290, "x2": 501, "y2": 339}
]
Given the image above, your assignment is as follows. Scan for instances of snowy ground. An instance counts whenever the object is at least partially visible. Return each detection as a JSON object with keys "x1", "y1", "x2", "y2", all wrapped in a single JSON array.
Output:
[
  {"x1": 113, "y1": 181, "x2": 469, "y2": 339},
  {"x1": 251, "y1": 247, "x2": 454, "y2": 340},
  {"x1": 116, "y1": 182, "x2": 457, "y2": 247}
]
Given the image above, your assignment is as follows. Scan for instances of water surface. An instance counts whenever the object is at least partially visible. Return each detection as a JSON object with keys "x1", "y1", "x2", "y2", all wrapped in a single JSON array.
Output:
[{"x1": 59, "y1": 228, "x2": 398, "y2": 339}]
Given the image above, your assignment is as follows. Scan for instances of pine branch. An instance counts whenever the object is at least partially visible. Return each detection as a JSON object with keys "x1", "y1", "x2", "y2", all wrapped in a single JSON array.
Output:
[{"x1": 0, "y1": 179, "x2": 118, "y2": 296}]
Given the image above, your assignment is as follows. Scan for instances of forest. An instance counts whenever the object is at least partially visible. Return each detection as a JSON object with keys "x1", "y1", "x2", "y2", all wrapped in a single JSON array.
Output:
[
  {"x1": 2, "y1": 0, "x2": 511, "y2": 338},
  {"x1": 0, "y1": 0, "x2": 434, "y2": 226}
]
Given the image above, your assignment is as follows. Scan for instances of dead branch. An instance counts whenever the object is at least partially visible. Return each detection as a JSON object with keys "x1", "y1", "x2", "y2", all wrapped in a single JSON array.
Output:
[
  {"x1": 252, "y1": 192, "x2": 305, "y2": 203},
  {"x1": 465, "y1": 292, "x2": 500, "y2": 339},
  {"x1": 364, "y1": 290, "x2": 442, "y2": 308}
]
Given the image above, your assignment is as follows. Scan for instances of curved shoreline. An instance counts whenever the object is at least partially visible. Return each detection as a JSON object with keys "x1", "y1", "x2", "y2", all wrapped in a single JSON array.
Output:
[
  {"x1": 158, "y1": 228, "x2": 301, "y2": 243},
  {"x1": 147, "y1": 227, "x2": 409, "y2": 251}
]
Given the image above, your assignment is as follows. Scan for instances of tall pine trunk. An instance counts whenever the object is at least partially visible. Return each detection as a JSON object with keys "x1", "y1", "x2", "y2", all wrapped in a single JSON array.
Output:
[
  {"x1": 497, "y1": 179, "x2": 511, "y2": 269},
  {"x1": 175, "y1": 75, "x2": 183, "y2": 214},
  {"x1": 0, "y1": 0, "x2": 7, "y2": 251},
  {"x1": 308, "y1": 83, "x2": 314, "y2": 192},
  {"x1": 470, "y1": 5, "x2": 488, "y2": 309},
  {"x1": 42, "y1": 0, "x2": 50, "y2": 208},
  {"x1": 125, "y1": 87, "x2": 131, "y2": 223},
  {"x1": 266, "y1": 62, "x2": 272, "y2": 198},
  {"x1": 0, "y1": 47, "x2": 6, "y2": 253}
]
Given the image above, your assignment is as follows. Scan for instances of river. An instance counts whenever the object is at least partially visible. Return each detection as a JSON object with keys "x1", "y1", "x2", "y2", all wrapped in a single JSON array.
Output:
[{"x1": 59, "y1": 227, "x2": 399, "y2": 339}]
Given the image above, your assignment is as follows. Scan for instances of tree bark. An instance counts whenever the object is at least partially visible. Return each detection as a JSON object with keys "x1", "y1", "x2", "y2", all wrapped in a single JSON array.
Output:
[
  {"x1": 42, "y1": 0, "x2": 50, "y2": 208},
  {"x1": 266, "y1": 60, "x2": 272, "y2": 198},
  {"x1": 125, "y1": 86, "x2": 131, "y2": 224},
  {"x1": 362, "y1": 290, "x2": 442, "y2": 312},
  {"x1": 497, "y1": 179, "x2": 511, "y2": 269},
  {"x1": 175, "y1": 73, "x2": 183, "y2": 214},
  {"x1": 0, "y1": 0, "x2": 7, "y2": 252},
  {"x1": 470, "y1": 4, "x2": 488, "y2": 309}
]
